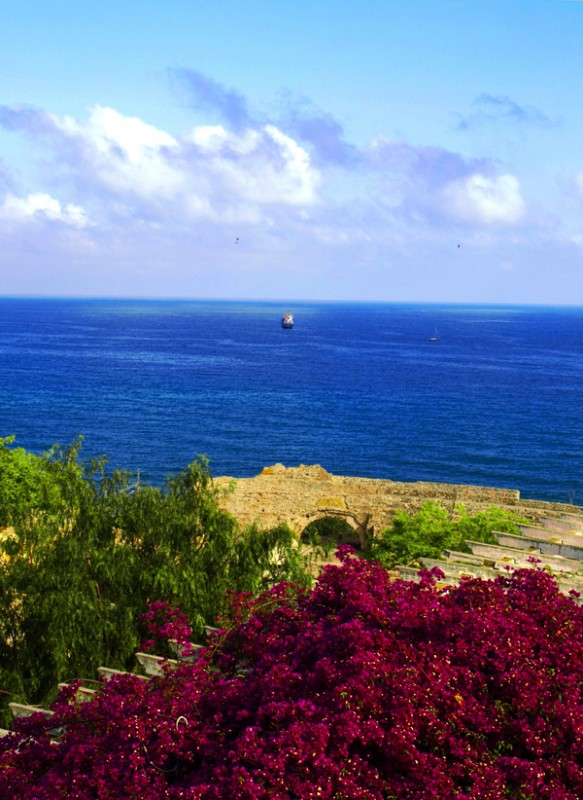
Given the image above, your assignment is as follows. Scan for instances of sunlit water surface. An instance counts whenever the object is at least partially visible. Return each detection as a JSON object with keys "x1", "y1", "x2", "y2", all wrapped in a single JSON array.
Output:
[{"x1": 1, "y1": 298, "x2": 581, "y2": 503}]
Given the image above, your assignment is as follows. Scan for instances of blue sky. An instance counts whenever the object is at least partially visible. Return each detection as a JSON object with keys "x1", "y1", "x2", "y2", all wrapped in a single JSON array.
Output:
[{"x1": 1, "y1": 0, "x2": 583, "y2": 304}]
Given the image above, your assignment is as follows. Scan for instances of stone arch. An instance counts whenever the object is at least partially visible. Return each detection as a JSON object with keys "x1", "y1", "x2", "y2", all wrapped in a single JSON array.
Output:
[
  {"x1": 300, "y1": 514, "x2": 361, "y2": 549},
  {"x1": 300, "y1": 508, "x2": 373, "y2": 549}
]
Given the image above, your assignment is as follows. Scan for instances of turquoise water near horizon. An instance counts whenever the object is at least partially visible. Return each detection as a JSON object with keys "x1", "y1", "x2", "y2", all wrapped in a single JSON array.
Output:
[{"x1": 0, "y1": 297, "x2": 582, "y2": 504}]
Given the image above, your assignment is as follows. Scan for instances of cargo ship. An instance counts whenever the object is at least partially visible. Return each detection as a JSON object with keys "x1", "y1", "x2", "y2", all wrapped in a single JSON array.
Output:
[{"x1": 281, "y1": 312, "x2": 294, "y2": 329}]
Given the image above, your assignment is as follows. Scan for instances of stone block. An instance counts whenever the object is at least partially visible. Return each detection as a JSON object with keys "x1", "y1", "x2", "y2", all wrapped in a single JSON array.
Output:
[
  {"x1": 135, "y1": 652, "x2": 180, "y2": 677},
  {"x1": 540, "y1": 516, "x2": 583, "y2": 533},
  {"x1": 9, "y1": 703, "x2": 53, "y2": 719},
  {"x1": 315, "y1": 496, "x2": 347, "y2": 510},
  {"x1": 466, "y1": 541, "x2": 583, "y2": 574}
]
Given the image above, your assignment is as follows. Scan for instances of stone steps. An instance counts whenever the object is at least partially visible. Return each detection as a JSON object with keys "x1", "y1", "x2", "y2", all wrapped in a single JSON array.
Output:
[
  {"x1": 5, "y1": 639, "x2": 209, "y2": 738},
  {"x1": 420, "y1": 557, "x2": 499, "y2": 582},
  {"x1": 494, "y1": 531, "x2": 583, "y2": 561},
  {"x1": 561, "y1": 512, "x2": 583, "y2": 531},
  {"x1": 57, "y1": 683, "x2": 98, "y2": 702},
  {"x1": 408, "y1": 558, "x2": 583, "y2": 600},
  {"x1": 168, "y1": 640, "x2": 205, "y2": 661},
  {"x1": 441, "y1": 549, "x2": 488, "y2": 566},
  {"x1": 9, "y1": 702, "x2": 54, "y2": 720},
  {"x1": 135, "y1": 652, "x2": 180, "y2": 677},
  {"x1": 539, "y1": 515, "x2": 583, "y2": 533},
  {"x1": 466, "y1": 541, "x2": 583, "y2": 574},
  {"x1": 396, "y1": 511, "x2": 583, "y2": 597},
  {"x1": 8, "y1": 703, "x2": 64, "y2": 741},
  {"x1": 97, "y1": 665, "x2": 148, "y2": 682},
  {"x1": 517, "y1": 525, "x2": 583, "y2": 547}
]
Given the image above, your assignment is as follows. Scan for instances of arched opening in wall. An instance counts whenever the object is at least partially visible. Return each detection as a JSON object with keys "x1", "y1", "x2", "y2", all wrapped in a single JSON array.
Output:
[{"x1": 301, "y1": 516, "x2": 361, "y2": 550}]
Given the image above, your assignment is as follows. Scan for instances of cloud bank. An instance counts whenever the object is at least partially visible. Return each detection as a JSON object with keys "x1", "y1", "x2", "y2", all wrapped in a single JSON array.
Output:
[
  {"x1": 0, "y1": 101, "x2": 322, "y2": 227},
  {"x1": 0, "y1": 92, "x2": 528, "y2": 234},
  {"x1": 0, "y1": 74, "x2": 579, "y2": 302}
]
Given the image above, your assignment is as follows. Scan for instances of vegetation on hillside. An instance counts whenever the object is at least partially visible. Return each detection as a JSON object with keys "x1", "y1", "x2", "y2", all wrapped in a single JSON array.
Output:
[{"x1": 0, "y1": 435, "x2": 548, "y2": 797}]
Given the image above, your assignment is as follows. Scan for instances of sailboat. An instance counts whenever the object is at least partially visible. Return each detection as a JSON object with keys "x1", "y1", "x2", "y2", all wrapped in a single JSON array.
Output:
[{"x1": 427, "y1": 327, "x2": 440, "y2": 342}]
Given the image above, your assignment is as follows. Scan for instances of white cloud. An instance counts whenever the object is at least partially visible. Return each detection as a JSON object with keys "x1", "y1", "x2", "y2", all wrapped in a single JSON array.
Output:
[
  {"x1": 0, "y1": 100, "x2": 533, "y2": 255},
  {"x1": 40, "y1": 108, "x2": 321, "y2": 223},
  {"x1": 442, "y1": 173, "x2": 526, "y2": 226},
  {"x1": 185, "y1": 123, "x2": 320, "y2": 209},
  {"x1": 263, "y1": 124, "x2": 319, "y2": 204},
  {"x1": 189, "y1": 125, "x2": 232, "y2": 151},
  {"x1": 57, "y1": 105, "x2": 178, "y2": 160},
  {"x1": 53, "y1": 106, "x2": 183, "y2": 201},
  {"x1": 0, "y1": 192, "x2": 90, "y2": 227}
]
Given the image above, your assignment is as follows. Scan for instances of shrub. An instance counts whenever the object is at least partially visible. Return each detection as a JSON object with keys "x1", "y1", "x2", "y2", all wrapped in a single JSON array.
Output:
[
  {"x1": 2, "y1": 552, "x2": 583, "y2": 799},
  {"x1": 366, "y1": 501, "x2": 527, "y2": 568}
]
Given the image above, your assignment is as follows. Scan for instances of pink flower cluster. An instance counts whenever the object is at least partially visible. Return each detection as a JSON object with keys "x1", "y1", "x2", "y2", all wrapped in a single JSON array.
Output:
[
  {"x1": 2, "y1": 551, "x2": 583, "y2": 799},
  {"x1": 140, "y1": 600, "x2": 195, "y2": 658}
]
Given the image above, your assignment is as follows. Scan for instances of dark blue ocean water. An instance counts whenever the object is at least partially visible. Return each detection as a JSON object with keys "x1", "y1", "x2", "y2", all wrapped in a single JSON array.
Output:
[{"x1": 0, "y1": 298, "x2": 582, "y2": 504}]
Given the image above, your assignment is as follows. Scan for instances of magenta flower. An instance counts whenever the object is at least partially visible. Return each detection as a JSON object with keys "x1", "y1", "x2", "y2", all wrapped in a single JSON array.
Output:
[{"x1": 2, "y1": 557, "x2": 583, "y2": 798}]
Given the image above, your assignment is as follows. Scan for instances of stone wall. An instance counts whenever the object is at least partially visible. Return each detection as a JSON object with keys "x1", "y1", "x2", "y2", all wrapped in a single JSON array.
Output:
[{"x1": 214, "y1": 464, "x2": 582, "y2": 545}]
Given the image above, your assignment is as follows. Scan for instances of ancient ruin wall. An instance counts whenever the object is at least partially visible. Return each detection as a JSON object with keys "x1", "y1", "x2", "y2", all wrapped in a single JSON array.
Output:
[{"x1": 215, "y1": 464, "x2": 581, "y2": 544}]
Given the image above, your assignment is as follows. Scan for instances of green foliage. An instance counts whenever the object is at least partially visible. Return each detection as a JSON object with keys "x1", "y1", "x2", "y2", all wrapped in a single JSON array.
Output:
[
  {"x1": 301, "y1": 516, "x2": 358, "y2": 548},
  {"x1": 366, "y1": 501, "x2": 528, "y2": 569},
  {"x1": 0, "y1": 438, "x2": 318, "y2": 726},
  {"x1": 0, "y1": 436, "x2": 59, "y2": 527}
]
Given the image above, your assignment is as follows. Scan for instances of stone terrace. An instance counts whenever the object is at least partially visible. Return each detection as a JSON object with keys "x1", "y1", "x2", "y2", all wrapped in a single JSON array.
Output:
[{"x1": 399, "y1": 513, "x2": 583, "y2": 595}]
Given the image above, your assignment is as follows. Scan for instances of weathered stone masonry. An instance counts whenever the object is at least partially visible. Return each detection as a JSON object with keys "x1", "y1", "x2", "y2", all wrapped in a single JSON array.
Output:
[{"x1": 215, "y1": 463, "x2": 581, "y2": 546}]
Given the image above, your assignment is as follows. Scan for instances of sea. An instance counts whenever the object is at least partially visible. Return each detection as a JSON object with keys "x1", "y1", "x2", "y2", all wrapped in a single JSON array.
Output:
[{"x1": 0, "y1": 297, "x2": 582, "y2": 505}]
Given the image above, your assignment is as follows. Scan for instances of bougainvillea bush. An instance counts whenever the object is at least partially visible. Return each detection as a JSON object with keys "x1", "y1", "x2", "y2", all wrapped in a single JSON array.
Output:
[{"x1": 2, "y1": 550, "x2": 583, "y2": 799}]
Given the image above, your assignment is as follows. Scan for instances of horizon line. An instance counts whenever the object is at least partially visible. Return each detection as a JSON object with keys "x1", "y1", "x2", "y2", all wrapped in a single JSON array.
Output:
[{"x1": 0, "y1": 293, "x2": 582, "y2": 310}]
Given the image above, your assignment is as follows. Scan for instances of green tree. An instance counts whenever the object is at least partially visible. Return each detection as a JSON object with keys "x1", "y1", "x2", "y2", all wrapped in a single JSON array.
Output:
[{"x1": 0, "y1": 439, "x2": 319, "y2": 725}]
